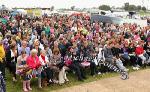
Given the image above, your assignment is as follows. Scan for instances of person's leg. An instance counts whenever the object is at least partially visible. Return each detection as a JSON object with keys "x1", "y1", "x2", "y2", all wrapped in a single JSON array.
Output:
[
  {"x1": 22, "y1": 75, "x2": 31, "y2": 91},
  {"x1": 69, "y1": 63, "x2": 83, "y2": 81},
  {"x1": 0, "y1": 62, "x2": 5, "y2": 79},
  {"x1": 78, "y1": 63, "x2": 86, "y2": 79},
  {"x1": 116, "y1": 59, "x2": 126, "y2": 71},
  {"x1": 63, "y1": 66, "x2": 69, "y2": 82},
  {"x1": 105, "y1": 58, "x2": 114, "y2": 64},
  {"x1": 137, "y1": 57, "x2": 142, "y2": 66},
  {"x1": 45, "y1": 68, "x2": 53, "y2": 82},
  {"x1": 90, "y1": 62, "x2": 96, "y2": 76},
  {"x1": 26, "y1": 80, "x2": 32, "y2": 91},
  {"x1": 11, "y1": 62, "x2": 17, "y2": 81},
  {"x1": 51, "y1": 66, "x2": 59, "y2": 83},
  {"x1": 144, "y1": 53, "x2": 149, "y2": 61},
  {"x1": 121, "y1": 55, "x2": 130, "y2": 66},
  {"x1": 58, "y1": 67, "x2": 65, "y2": 84},
  {"x1": 23, "y1": 81, "x2": 28, "y2": 92},
  {"x1": 37, "y1": 68, "x2": 42, "y2": 88},
  {"x1": 139, "y1": 55, "x2": 146, "y2": 64}
]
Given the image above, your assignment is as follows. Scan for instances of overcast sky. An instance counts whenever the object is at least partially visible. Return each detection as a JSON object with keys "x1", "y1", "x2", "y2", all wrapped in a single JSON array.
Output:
[{"x1": 0, "y1": 0, "x2": 150, "y2": 9}]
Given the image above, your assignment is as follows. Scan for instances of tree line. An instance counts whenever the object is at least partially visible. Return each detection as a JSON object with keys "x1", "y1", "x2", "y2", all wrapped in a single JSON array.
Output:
[{"x1": 98, "y1": 2, "x2": 147, "y2": 12}]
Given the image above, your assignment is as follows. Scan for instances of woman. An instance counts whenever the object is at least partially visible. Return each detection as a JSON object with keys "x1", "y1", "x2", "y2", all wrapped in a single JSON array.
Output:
[
  {"x1": 32, "y1": 39, "x2": 43, "y2": 56},
  {"x1": 6, "y1": 44, "x2": 17, "y2": 82},
  {"x1": 52, "y1": 46, "x2": 69, "y2": 85},
  {"x1": 39, "y1": 50, "x2": 53, "y2": 85},
  {"x1": 26, "y1": 49, "x2": 42, "y2": 88},
  {"x1": 16, "y1": 50, "x2": 32, "y2": 92}
]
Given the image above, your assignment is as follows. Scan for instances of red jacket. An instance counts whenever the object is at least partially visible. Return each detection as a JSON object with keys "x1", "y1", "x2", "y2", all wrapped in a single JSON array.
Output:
[
  {"x1": 26, "y1": 55, "x2": 41, "y2": 69},
  {"x1": 135, "y1": 46, "x2": 144, "y2": 56}
]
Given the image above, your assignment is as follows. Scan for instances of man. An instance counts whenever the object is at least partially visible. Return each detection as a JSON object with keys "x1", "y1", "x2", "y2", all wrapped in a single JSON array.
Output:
[
  {"x1": 103, "y1": 43, "x2": 114, "y2": 64},
  {"x1": 0, "y1": 37, "x2": 6, "y2": 79}
]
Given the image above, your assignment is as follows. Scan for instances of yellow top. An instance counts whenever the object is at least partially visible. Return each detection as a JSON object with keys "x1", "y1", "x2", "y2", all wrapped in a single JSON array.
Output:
[{"x1": 0, "y1": 45, "x2": 5, "y2": 63}]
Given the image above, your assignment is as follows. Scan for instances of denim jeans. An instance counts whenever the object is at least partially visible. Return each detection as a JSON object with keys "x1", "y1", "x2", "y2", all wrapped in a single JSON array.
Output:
[
  {"x1": 138, "y1": 54, "x2": 146, "y2": 64},
  {"x1": 116, "y1": 59, "x2": 126, "y2": 71}
]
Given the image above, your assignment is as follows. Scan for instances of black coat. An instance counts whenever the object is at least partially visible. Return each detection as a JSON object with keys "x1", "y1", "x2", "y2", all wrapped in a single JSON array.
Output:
[{"x1": 6, "y1": 50, "x2": 17, "y2": 64}]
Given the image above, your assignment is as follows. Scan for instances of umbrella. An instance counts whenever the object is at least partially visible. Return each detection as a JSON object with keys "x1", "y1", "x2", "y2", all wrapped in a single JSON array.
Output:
[
  {"x1": 0, "y1": 18, "x2": 7, "y2": 24},
  {"x1": 10, "y1": 10, "x2": 19, "y2": 16}
]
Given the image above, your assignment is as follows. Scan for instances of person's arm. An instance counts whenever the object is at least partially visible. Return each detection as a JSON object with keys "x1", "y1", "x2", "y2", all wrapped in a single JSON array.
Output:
[{"x1": 0, "y1": 46, "x2": 5, "y2": 62}]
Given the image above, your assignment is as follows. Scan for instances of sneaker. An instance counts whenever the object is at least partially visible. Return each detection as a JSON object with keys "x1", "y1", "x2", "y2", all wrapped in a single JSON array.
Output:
[
  {"x1": 65, "y1": 79, "x2": 69, "y2": 82},
  {"x1": 98, "y1": 72, "x2": 102, "y2": 75},
  {"x1": 53, "y1": 80, "x2": 59, "y2": 84},
  {"x1": 13, "y1": 78, "x2": 17, "y2": 82},
  {"x1": 133, "y1": 67, "x2": 137, "y2": 70},
  {"x1": 136, "y1": 67, "x2": 140, "y2": 70},
  {"x1": 28, "y1": 87, "x2": 32, "y2": 91},
  {"x1": 23, "y1": 88, "x2": 28, "y2": 92},
  {"x1": 125, "y1": 69, "x2": 129, "y2": 71},
  {"x1": 49, "y1": 79, "x2": 52, "y2": 83}
]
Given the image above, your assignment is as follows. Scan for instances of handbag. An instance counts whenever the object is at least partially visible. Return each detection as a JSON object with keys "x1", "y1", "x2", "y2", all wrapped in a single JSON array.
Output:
[
  {"x1": 65, "y1": 58, "x2": 72, "y2": 66},
  {"x1": 81, "y1": 60, "x2": 90, "y2": 67}
]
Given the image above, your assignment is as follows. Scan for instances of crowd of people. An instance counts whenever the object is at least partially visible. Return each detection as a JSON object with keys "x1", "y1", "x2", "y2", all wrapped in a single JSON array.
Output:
[{"x1": 0, "y1": 13, "x2": 150, "y2": 92}]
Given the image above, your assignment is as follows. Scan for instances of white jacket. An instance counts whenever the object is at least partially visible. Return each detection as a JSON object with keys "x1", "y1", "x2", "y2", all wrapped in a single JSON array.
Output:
[{"x1": 39, "y1": 55, "x2": 49, "y2": 66}]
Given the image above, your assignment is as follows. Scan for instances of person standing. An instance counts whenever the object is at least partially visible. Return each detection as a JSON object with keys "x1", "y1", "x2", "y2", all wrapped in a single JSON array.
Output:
[
  {"x1": 16, "y1": 50, "x2": 32, "y2": 92},
  {"x1": 6, "y1": 44, "x2": 18, "y2": 82},
  {"x1": 0, "y1": 37, "x2": 6, "y2": 79}
]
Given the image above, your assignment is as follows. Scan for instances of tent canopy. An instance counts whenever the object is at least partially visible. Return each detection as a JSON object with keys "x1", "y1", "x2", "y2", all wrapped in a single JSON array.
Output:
[{"x1": 91, "y1": 15, "x2": 123, "y2": 24}]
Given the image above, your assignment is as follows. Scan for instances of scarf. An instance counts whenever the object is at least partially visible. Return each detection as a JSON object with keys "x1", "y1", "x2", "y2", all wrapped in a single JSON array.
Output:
[{"x1": 41, "y1": 55, "x2": 46, "y2": 64}]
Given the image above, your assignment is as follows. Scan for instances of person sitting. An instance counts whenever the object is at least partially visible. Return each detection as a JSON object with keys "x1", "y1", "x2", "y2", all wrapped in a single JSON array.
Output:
[
  {"x1": 26, "y1": 49, "x2": 42, "y2": 88},
  {"x1": 135, "y1": 42, "x2": 147, "y2": 67},
  {"x1": 128, "y1": 42, "x2": 140, "y2": 70},
  {"x1": 103, "y1": 43, "x2": 114, "y2": 64},
  {"x1": 39, "y1": 50, "x2": 53, "y2": 85},
  {"x1": 51, "y1": 46, "x2": 69, "y2": 85},
  {"x1": 69, "y1": 47, "x2": 86, "y2": 81}
]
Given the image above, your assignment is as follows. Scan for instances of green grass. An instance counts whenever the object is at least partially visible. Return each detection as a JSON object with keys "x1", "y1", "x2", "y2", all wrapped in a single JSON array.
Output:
[
  {"x1": 6, "y1": 66, "x2": 150, "y2": 92},
  {"x1": 138, "y1": 10, "x2": 150, "y2": 16}
]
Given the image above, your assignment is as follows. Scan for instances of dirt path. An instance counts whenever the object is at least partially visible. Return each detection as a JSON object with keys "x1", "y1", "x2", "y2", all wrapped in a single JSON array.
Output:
[{"x1": 52, "y1": 69, "x2": 150, "y2": 92}]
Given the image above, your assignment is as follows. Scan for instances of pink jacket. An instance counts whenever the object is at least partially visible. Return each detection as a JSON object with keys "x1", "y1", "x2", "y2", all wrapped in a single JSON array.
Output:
[{"x1": 26, "y1": 55, "x2": 41, "y2": 69}]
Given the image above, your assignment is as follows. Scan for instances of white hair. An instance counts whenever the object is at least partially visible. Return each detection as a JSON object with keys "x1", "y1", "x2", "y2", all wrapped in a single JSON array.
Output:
[{"x1": 30, "y1": 49, "x2": 38, "y2": 55}]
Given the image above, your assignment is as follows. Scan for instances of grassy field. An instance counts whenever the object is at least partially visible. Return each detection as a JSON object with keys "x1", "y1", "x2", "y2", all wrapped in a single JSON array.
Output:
[
  {"x1": 6, "y1": 66, "x2": 148, "y2": 92},
  {"x1": 138, "y1": 10, "x2": 150, "y2": 16}
]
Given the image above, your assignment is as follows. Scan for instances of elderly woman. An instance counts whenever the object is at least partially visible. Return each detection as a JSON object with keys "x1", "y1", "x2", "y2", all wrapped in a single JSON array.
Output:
[
  {"x1": 26, "y1": 49, "x2": 42, "y2": 88},
  {"x1": 39, "y1": 50, "x2": 53, "y2": 85},
  {"x1": 16, "y1": 50, "x2": 31, "y2": 92}
]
